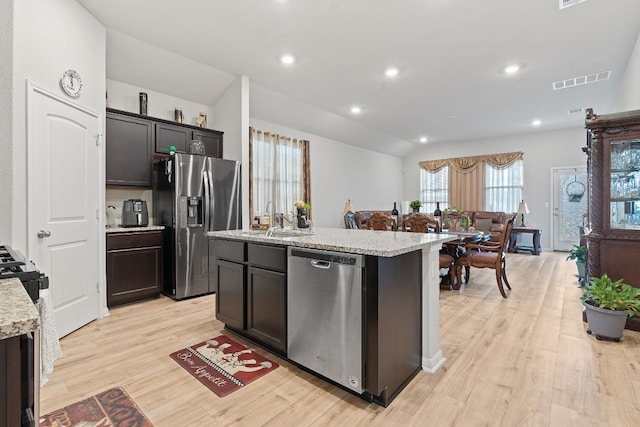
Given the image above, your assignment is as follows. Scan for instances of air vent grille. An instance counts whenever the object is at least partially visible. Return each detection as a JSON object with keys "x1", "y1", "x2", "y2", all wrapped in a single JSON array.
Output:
[
  {"x1": 552, "y1": 71, "x2": 611, "y2": 91},
  {"x1": 560, "y1": 0, "x2": 588, "y2": 10}
]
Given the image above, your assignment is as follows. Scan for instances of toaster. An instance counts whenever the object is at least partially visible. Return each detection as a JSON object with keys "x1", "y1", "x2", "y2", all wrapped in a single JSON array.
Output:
[{"x1": 121, "y1": 199, "x2": 149, "y2": 227}]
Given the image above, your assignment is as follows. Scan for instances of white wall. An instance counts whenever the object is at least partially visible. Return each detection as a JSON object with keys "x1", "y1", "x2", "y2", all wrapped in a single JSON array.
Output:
[
  {"x1": 250, "y1": 118, "x2": 404, "y2": 228},
  {"x1": 0, "y1": 0, "x2": 13, "y2": 243},
  {"x1": 613, "y1": 32, "x2": 640, "y2": 112},
  {"x1": 106, "y1": 79, "x2": 216, "y2": 128},
  {"x1": 402, "y1": 127, "x2": 586, "y2": 250},
  {"x1": 209, "y1": 76, "x2": 250, "y2": 227},
  {"x1": 11, "y1": 0, "x2": 105, "y2": 250}
]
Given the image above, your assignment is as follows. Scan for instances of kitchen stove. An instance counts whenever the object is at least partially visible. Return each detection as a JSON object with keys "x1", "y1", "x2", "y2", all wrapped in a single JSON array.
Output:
[{"x1": 0, "y1": 245, "x2": 48, "y2": 303}]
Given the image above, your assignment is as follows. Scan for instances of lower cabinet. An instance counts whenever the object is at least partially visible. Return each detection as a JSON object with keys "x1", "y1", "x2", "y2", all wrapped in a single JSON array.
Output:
[
  {"x1": 215, "y1": 259, "x2": 246, "y2": 330},
  {"x1": 106, "y1": 231, "x2": 163, "y2": 307},
  {"x1": 212, "y1": 239, "x2": 287, "y2": 355},
  {"x1": 246, "y1": 266, "x2": 286, "y2": 352}
]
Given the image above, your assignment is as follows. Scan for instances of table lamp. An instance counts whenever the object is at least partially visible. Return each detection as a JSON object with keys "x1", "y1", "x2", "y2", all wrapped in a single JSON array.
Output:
[{"x1": 517, "y1": 200, "x2": 529, "y2": 227}]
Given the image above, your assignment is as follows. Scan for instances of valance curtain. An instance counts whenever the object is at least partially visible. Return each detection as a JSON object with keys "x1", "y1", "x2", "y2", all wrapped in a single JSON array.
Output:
[
  {"x1": 419, "y1": 151, "x2": 523, "y2": 211},
  {"x1": 249, "y1": 127, "x2": 311, "y2": 222}
]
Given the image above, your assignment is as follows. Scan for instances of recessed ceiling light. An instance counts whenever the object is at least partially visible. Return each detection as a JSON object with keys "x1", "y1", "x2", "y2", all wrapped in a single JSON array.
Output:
[
  {"x1": 504, "y1": 64, "x2": 520, "y2": 74},
  {"x1": 532, "y1": 119, "x2": 542, "y2": 126},
  {"x1": 350, "y1": 106, "x2": 361, "y2": 114},
  {"x1": 419, "y1": 137, "x2": 428, "y2": 143},
  {"x1": 280, "y1": 54, "x2": 295, "y2": 65},
  {"x1": 384, "y1": 67, "x2": 399, "y2": 78}
]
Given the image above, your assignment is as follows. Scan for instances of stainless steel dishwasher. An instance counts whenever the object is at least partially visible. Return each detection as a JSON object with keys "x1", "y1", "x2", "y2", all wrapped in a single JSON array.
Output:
[{"x1": 287, "y1": 247, "x2": 364, "y2": 393}]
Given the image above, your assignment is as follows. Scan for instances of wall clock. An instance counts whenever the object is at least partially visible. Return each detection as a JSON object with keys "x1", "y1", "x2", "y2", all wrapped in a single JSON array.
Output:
[{"x1": 60, "y1": 69, "x2": 82, "y2": 98}]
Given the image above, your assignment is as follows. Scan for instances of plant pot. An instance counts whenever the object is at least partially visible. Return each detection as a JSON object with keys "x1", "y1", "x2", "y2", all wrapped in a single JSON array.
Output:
[
  {"x1": 582, "y1": 300, "x2": 629, "y2": 341},
  {"x1": 412, "y1": 208, "x2": 419, "y2": 213},
  {"x1": 575, "y1": 260, "x2": 586, "y2": 279}
]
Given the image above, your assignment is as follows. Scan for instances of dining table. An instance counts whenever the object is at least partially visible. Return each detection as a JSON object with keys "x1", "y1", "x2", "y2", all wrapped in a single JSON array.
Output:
[{"x1": 440, "y1": 230, "x2": 490, "y2": 289}]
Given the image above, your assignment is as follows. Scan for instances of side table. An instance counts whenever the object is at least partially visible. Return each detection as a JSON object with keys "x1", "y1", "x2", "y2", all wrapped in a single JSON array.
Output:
[{"x1": 509, "y1": 227, "x2": 541, "y2": 255}]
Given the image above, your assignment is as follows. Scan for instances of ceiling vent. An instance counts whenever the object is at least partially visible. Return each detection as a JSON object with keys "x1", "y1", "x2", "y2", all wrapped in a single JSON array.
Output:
[
  {"x1": 559, "y1": 0, "x2": 588, "y2": 10},
  {"x1": 552, "y1": 71, "x2": 611, "y2": 90}
]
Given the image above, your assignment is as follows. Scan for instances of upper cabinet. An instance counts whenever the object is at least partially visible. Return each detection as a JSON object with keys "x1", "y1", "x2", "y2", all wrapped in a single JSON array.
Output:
[
  {"x1": 106, "y1": 111, "x2": 154, "y2": 187},
  {"x1": 106, "y1": 108, "x2": 224, "y2": 187},
  {"x1": 585, "y1": 108, "x2": 640, "y2": 331}
]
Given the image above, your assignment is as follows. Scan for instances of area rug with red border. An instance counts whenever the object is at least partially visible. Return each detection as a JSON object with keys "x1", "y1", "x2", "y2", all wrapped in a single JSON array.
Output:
[
  {"x1": 39, "y1": 386, "x2": 152, "y2": 427},
  {"x1": 170, "y1": 334, "x2": 279, "y2": 397}
]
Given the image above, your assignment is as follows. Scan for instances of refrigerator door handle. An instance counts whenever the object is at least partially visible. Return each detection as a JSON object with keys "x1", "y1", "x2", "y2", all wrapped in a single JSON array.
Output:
[{"x1": 203, "y1": 171, "x2": 211, "y2": 231}]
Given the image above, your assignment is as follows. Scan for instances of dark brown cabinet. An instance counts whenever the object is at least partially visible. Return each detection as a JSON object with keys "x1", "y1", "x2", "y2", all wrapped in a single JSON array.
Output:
[
  {"x1": 155, "y1": 125, "x2": 223, "y2": 157},
  {"x1": 106, "y1": 230, "x2": 163, "y2": 307},
  {"x1": 155, "y1": 122, "x2": 191, "y2": 154},
  {"x1": 212, "y1": 239, "x2": 287, "y2": 354},
  {"x1": 106, "y1": 108, "x2": 224, "y2": 187},
  {"x1": 216, "y1": 259, "x2": 246, "y2": 330},
  {"x1": 192, "y1": 129, "x2": 222, "y2": 158},
  {"x1": 585, "y1": 108, "x2": 640, "y2": 331},
  {"x1": 106, "y1": 111, "x2": 153, "y2": 187},
  {"x1": 246, "y1": 243, "x2": 287, "y2": 353},
  {"x1": 0, "y1": 336, "x2": 22, "y2": 427}
]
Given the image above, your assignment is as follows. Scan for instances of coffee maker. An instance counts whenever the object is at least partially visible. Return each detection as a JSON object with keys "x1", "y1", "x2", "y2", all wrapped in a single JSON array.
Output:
[{"x1": 121, "y1": 199, "x2": 149, "y2": 227}]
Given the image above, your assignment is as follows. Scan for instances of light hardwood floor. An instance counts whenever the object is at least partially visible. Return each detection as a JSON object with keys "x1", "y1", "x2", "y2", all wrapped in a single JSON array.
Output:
[{"x1": 40, "y1": 251, "x2": 640, "y2": 426}]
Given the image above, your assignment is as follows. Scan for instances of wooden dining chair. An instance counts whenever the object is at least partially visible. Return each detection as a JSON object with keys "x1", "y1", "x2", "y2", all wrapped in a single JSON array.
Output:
[
  {"x1": 344, "y1": 211, "x2": 358, "y2": 229},
  {"x1": 455, "y1": 214, "x2": 516, "y2": 298},
  {"x1": 366, "y1": 212, "x2": 397, "y2": 231},
  {"x1": 403, "y1": 213, "x2": 454, "y2": 286},
  {"x1": 402, "y1": 212, "x2": 440, "y2": 233}
]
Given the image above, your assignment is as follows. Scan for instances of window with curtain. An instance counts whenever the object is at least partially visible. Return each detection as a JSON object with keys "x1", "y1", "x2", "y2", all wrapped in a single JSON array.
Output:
[
  {"x1": 485, "y1": 160, "x2": 523, "y2": 213},
  {"x1": 419, "y1": 151, "x2": 523, "y2": 213},
  {"x1": 420, "y1": 167, "x2": 449, "y2": 214},
  {"x1": 249, "y1": 127, "x2": 310, "y2": 223}
]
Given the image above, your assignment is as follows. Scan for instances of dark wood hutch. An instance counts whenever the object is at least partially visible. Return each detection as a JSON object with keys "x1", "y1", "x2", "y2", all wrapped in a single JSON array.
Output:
[{"x1": 584, "y1": 108, "x2": 640, "y2": 332}]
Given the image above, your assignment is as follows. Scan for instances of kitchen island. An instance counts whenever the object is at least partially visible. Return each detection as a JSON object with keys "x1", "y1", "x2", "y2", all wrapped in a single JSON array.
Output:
[
  {"x1": 208, "y1": 227, "x2": 454, "y2": 405},
  {"x1": 1, "y1": 278, "x2": 40, "y2": 425}
]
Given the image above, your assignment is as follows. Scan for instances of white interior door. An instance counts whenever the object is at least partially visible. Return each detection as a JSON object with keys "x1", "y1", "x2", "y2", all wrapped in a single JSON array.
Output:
[
  {"x1": 552, "y1": 166, "x2": 588, "y2": 251},
  {"x1": 27, "y1": 83, "x2": 101, "y2": 338}
]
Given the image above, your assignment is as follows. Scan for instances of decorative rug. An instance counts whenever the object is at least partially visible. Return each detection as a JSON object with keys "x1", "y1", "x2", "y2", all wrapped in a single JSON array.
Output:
[
  {"x1": 170, "y1": 334, "x2": 279, "y2": 397},
  {"x1": 39, "y1": 386, "x2": 152, "y2": 427}
]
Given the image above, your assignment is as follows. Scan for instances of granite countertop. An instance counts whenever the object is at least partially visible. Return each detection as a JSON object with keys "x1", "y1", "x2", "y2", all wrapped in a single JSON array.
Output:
[
  {"x1": 0, "y1": 278, "x2": 40, "y2": 340},
  {"x1": 208, "y1": 227, "x2": 455, "y2": 257},
  {"x1": 106, "y1": 225, "x2": 165, "y2": 233}
]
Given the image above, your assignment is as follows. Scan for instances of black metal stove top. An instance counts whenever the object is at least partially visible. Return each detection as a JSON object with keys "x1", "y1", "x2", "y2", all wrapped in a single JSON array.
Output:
[{"x1": 0, "y1": 245, "x2": 48, "y2": 302}]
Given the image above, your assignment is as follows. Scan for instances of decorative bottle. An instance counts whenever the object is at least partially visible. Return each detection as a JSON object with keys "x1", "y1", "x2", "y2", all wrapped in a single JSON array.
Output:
[
  {"x1": 434, "y1": 202, "x2": 442, "y2": 217},
  {"x1": 391, "y1": 202, "x2": 399, "y2": 216}
]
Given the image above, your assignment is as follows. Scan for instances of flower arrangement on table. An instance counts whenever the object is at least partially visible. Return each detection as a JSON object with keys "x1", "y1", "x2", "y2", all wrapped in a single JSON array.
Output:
[{"x1": 295, "y1": 200, "x2": 312, "y2": 211}]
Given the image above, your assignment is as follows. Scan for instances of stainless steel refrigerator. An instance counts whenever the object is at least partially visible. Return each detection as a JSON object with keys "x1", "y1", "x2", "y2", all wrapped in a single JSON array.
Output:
[{"x1": 153, "y1": 153, "x2": 241, "y2": 300}]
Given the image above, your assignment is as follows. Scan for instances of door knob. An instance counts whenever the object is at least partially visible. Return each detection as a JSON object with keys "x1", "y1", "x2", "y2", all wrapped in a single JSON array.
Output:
[{"x1": 37, "y1": 230, "x2": 52, "y2": 238}]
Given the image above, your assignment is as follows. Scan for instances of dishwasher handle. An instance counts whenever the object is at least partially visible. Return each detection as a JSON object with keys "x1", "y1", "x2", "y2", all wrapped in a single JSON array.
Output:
[{"x1": 311, "y1": 259, "x2": 331, "y2": 269}]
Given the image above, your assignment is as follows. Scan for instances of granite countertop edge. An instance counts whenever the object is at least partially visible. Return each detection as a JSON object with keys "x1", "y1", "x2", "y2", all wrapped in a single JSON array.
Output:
[
  {"x1": 106, "y1": 225, "x2": 165, "y2": 233},
  {"x1": 0, "y1": 278, "x2": 40, "y2": 340},
  {"x1": 208, "y1": 227, "x2": 456, "y2": 257}
]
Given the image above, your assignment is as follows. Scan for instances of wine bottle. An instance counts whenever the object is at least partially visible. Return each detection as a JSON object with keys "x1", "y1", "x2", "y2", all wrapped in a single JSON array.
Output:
[
  {"x1": 391, "y1": 202, "x2": 399, "y2": 216},
  {"x1": 434, "y1": 201, "x2": 442, "y2": 217}
]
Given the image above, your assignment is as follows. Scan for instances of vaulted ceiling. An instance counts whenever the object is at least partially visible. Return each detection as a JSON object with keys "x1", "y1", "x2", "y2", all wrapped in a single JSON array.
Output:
[{"x1": 77, "y1": 0, "x2": 640, "y2": 157}]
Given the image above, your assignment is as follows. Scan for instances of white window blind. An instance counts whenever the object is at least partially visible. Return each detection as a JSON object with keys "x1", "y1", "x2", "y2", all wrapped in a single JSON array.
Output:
[
  {"x1": 420, "y1": 167, "x2": 449, "y2": 214},
  {"x1": 250, "y1": 128, "x2": 307, "y2": 219},
  {"x1": 485, "y1": 160, "x2": 523, "y2": 213}
]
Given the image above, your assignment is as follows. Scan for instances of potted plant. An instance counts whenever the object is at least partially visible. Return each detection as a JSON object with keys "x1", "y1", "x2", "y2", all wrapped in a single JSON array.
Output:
[
  {"x1": 581, "y1": 273, "x2": 640, "y2": 341},
  {"x1": 566, "y1": 244, "x2": 586, "y2": 282},
  {"x1": 409, "y1": 200, "x2": 422, "y2": 213}
]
